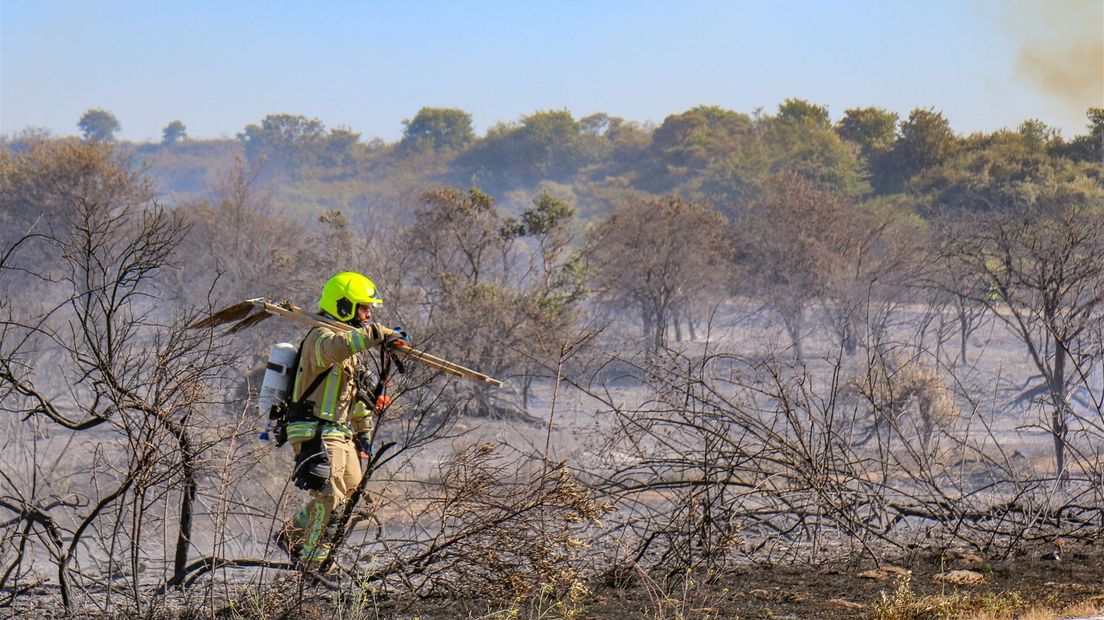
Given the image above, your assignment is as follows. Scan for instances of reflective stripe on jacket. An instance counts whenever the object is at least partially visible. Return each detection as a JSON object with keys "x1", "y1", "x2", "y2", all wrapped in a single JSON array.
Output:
[{"x1": 287, "y1": 321, "x2": 389, "y2": 444}]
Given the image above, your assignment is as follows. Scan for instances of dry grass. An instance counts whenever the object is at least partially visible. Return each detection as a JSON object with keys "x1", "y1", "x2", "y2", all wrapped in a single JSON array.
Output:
[
  {"x1": 847, "y1": 351, "x2": 960, "y2": 437},
  {"x1": 872, "y1": 574, "x2": 1104, "y2": 620}
]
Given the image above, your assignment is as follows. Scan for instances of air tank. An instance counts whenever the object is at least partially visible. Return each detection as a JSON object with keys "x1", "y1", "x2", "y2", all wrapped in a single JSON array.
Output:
[{"x1": 258, "y1": 342, "x2": 297, "y2": 440}]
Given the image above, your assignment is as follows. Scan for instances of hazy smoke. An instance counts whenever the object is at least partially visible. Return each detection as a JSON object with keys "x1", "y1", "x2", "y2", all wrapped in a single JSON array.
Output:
[{"x1": 998, "y1": 0, "x2": 1104, "y2": 129}]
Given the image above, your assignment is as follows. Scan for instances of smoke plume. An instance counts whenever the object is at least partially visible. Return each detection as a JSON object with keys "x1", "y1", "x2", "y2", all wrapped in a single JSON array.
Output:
[{"x1": 998, "y1": 0, "x2": 1104, "y2": 130}]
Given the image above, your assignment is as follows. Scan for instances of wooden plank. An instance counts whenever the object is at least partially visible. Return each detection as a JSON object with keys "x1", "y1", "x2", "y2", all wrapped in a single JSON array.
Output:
[{"x1": 251, "y1": 299, "x2": 502, "y2": 387}]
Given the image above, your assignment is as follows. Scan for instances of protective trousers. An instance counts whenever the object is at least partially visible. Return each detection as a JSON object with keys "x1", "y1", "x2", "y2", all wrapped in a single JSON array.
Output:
[{"x1": 286, "y1": 436, "x2": 362, "y2": 564}]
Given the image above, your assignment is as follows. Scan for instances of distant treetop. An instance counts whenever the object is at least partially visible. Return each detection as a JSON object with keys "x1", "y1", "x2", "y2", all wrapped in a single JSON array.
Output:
[
  {"x1": 162, "y1": 120, "x2": 187, "y2": 145},
  {"x1": 399, "y1": 107, "x2": 475, "y2": 155},
  {"x1": 78, "y1": 108, "x2": 121, "y2": 143}
]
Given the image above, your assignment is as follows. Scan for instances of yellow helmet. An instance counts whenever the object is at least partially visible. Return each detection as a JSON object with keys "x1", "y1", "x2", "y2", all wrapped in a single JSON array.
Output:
[{"x1": 318, "y1": 272, "x2": 382, "y2": 321}]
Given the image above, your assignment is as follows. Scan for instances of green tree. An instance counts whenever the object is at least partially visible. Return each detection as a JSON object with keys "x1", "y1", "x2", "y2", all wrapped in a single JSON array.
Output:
[
  {"x1": 911, "y1": 129, "x2": 1095, "y2": 214},
  {"x1": 776, "y1": 98, "x2": 831, "y2": 128},
  {"x1": 1055, "y1": 108, "x2": 1104, "y2": 163},
  {"x1": 647, "y1": 101, "x2": 869, "y2": 209},
  {"x1": 573, "y1": 112, "x2": 624, "y2": 163},
  {"x1": 1085, "y1": 107, "x2": 1104, "y2": 163},
  {"x1": 1017, "y1": 119, "x2": 1058, "y2": 153},
  {"x1": 161, "y1": 120, "x2": 187, "y2": 145},
  {"x1": 399, "y1": 107, "x2": 474, "y2": 155},
  {"x1": 762, "y1": 100, "x2": 871, "y2": 198},
  {"x1": 321, "y1": 127, "x2": 362, "y2": 167},
  {"x1": 837, "y1": 107, "x2": 899, "y2": 155},
  {"x1": 836, "y1": 107, "x2": 899, "y2": 193},
  {"x1": 884, "y1": 108, "x2": 958, "y2": 191},
  {"x1": 509, "y1": 190, "x2": 585, "y2": 405},
  {"x1": 458, "y1": 110, "x2": 594, "y2": 193},
  {"x1": 578, "y1": 112, "x2": 619, "y2": 137},
  {"x1": 237, "y1": 113, "x2": 327, "y2": 170},
  {"x1": 78, "y1": 108, "x2": 121, "y2": 142},
  {"x1": 639, "y1": 105, "x2": 755, "y2": 194},
  {"x1": 577, "y1": 114, "x2": 651, "y2": 185}
]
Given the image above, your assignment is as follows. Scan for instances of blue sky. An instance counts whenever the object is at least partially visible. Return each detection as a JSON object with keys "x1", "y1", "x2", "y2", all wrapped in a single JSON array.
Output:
[{"x1": 2, "y1": 1, "x2": 1101, "y2": 142}]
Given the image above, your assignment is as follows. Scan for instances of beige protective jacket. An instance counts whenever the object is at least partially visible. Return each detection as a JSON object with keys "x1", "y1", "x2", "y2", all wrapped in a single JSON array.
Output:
[{"x1": 286, "y1": 321, "x2": 394, "y2": 444}]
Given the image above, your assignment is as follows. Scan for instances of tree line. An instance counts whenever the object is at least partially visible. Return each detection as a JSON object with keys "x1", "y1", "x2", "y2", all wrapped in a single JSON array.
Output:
[{"x1": 44, "y1": 103, "x2": 1104, "y2": 202}]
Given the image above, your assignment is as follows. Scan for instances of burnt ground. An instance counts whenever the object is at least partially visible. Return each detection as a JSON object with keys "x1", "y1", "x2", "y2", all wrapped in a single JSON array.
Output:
[
  {"x1": 7, "y1": 309, "x2": 1102, "y2": 620},
  {"x1": 365, "y1": 543, "x2": 1104, "y2": 619},
  {"x1": 7, "y1": 540, "x2": 1101, "y2": 619}
]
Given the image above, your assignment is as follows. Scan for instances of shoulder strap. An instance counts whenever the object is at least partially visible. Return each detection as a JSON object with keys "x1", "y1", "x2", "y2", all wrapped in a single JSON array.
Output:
[
  {"x1": 295, "y1": 365, "x2": 333, "y2": 405},
  {"x1": 291, "y1": 330, "x2": 334, "y2": 405}
]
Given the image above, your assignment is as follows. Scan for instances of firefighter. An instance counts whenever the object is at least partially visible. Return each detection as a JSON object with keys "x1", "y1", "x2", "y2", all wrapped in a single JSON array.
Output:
[{"x1": 275, "y1": 271, "x2": 402, "y2": 568}]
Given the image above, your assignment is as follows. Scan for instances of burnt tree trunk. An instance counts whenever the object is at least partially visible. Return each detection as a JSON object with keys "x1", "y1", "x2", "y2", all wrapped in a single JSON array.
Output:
[{"x1": 1049, "y1": 335, "x2": 1068, "y2": 479}]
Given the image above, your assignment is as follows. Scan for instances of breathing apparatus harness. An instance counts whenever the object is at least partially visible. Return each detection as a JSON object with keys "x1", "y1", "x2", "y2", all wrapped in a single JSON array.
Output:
[{"x1": 269, "y1": 325, "x2": 404, "y2": 491}]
